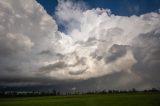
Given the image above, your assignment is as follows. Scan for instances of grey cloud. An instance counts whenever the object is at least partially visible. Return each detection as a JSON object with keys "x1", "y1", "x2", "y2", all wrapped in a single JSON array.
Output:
[
  {"x1": 75, "y1": 37, "x2": 98, "y2": 47},
  {"x1": 37, "y1": 49, "x2": 65, "y2": 63},
  {"x1": 90, "y1": 50, "x2": 103, "y2": 61},
  {"x1": 91, "y1": 54, "x2": 103, "y2": 61},
  {"x1": 39, "y1": 61, "x2": 67, "y2": 73},
  {"x1": 107, "y1": 27, "x2": 124, "y2": 37},
  {"x1": 0, "y1": 33, "x2": 33, "y2": 57},
  {"x1": 69, "y1": 55, "x2": 86, "y2": 66},
  {"x1": 0, "y1": 76, "x2": 62, "y2": 85},
  {"x1": 69, "y1": 68, "x2": 87, "y2": 75},
  {"x1": 0, "y1": 0, "x2": 59, "y2": 85},
  {"x1": 39, "y1": 54, "x2": 87, "y2": 74},
  {"x1": 131, "y1": 29, "x2": 160, "y2": 87},
  {"x1": 5, "y1": 66, "x2": 21, "y2": 73},
  {"x1": 38, "y1": 49, "x2": 52, "y2": 55},
  {"x1": 90, "y1": 44, "x2": 128, "y2": 62},
  {"x1": 105, "y1": 44, "x2": 128, "y2": 63}
]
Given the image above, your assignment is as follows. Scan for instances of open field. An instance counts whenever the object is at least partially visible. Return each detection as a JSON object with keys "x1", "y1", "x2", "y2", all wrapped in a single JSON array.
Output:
[{"x1": 0, "y1": 93, "x2": 160, "y2": 106}]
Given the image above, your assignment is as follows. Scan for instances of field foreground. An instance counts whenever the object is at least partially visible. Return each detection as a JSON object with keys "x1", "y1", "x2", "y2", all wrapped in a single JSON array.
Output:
[{"x1": 0, "y1": 93, "x2": 160, "y2": 106}]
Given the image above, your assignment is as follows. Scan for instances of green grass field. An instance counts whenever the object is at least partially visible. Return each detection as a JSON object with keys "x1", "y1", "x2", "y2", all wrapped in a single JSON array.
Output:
[{"x1": 0, "y1": 93, "x2": 160, "y2": 106}]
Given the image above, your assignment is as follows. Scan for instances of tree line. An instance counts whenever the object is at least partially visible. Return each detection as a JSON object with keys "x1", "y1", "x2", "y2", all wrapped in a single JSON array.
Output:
[{"x1": 0, "y1": 88, "x2": 159, "y2": 97}]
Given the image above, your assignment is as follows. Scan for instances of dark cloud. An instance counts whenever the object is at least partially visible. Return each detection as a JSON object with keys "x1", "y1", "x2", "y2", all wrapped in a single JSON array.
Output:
[
  {"x1": 38, "y1": 49, "x2": 52, "y2": 55},
  {"x1": 131, "y1": 29, "x2": 160, "y2": 87},
  {"x1": 39, "y1": 55, "x2": 87, "y2": 74},
  {"x1": 5, "y1": 66, "x2": 21, "y2": 73},
  {"x1": 69, "y1": 68, "x2": 88, "y2": 75},
  {"x1": 39, "y1": 61, "x2": 67, "y2": 72},
  {"x1": 105, "y1": 44, "x2": 128, "y2": 63}
]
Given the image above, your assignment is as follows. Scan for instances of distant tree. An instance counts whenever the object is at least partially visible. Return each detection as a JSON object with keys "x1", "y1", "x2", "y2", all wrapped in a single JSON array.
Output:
[
  {"x1": 57, "y1": 91, "x2": 60, "y2": 96},
  {"x1": 108, "y1": 90, "x2": 113, "y2": 93},
  {"x1": 131, "y1": 88, "x2": 136, "y2": 92},
  {"x1": 100, "y1": 89, "x2": 107, "y2": 94},
  {"x1": 52, "y1": 90, "x2": 57, "y2": 95},
  {"x1": 151, "y1": 88, "x2": 158, "y2": 92}
]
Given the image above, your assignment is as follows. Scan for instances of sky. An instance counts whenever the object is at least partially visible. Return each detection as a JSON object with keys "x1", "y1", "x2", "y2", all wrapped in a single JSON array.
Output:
[
  {"x1": 37, "y1": 0, "x2": 160, "y2": 32},
  {"x1": 0, "y1": 0, "x2": 160, "y2": 92},
  {"x1": 37, "y1": 0, "x2": 160, "y2": 16}
]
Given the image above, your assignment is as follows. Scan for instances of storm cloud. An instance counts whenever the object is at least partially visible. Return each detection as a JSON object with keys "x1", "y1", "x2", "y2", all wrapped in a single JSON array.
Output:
[{"x1": 0, "y1": 0, "x2": 160, "y2": 90}]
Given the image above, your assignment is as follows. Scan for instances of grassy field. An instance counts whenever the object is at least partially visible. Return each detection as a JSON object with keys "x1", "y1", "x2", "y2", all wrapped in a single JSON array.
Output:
[{"x1": 0, "y1": 93, "x2": 160, "y2": 106}]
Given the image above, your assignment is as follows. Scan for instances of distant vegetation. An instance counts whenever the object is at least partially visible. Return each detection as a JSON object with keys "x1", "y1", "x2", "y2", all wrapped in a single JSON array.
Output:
[{"x1": 0, "y1": 88, "x2": 159, "y2": 97}]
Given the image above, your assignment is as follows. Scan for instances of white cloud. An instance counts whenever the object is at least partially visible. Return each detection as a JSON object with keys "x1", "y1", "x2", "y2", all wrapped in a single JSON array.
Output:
[
  {"x1": 0, "y1": 0, "x2": 60, "y2": 82},
  {"x1": 0, "y1": 0, "x2": 160, "y2": 89},
  {"x1": 52, "y1": 1, "x2": 160, "y2": 81}
]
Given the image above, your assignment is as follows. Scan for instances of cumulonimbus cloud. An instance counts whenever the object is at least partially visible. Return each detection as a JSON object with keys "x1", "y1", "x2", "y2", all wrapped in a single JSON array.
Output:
[{"x1": 0, "y1": 0, "x2": 160, "y2": 89}]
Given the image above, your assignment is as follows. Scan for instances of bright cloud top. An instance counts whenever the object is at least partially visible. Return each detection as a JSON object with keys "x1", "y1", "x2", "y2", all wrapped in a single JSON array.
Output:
[{"x1": 0, "y1": 0, "x2": 160, "y2": 88}]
